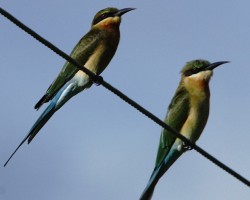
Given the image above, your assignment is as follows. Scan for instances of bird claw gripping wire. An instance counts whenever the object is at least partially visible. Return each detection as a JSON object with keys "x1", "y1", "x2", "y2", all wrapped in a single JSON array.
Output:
[
  {"x1": 93, "y1": 75, "x2": 103, "y2": 86},
  {"x1": 183, "y1": 142, "x2": 194, "y2": 151}
]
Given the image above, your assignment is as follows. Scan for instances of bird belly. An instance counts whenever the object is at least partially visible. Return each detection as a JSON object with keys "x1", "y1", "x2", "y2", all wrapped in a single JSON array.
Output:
[
  {"x1": 180, "y1": 97, "x2": 209, "y2": 143},
  {"x1": 73, "y1": 71, "x2": 90, "y2": 88},
  {"x1": 73, "y1": 44, "x2": 106, "y2": 88},
  {"x1": 84, "y1": 44, "x2": 106, "y2": 74}
]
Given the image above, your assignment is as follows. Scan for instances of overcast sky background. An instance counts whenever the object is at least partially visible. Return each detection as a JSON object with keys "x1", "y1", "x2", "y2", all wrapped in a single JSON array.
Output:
[{"x1": 1, "y1": 1, "x2": 250, "y2": 200}]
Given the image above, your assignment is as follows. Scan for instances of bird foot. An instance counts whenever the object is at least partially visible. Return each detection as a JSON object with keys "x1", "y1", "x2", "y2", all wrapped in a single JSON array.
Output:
[
  {"x1": 182, "y1": 142, "x2": 193, "y2": 151},
  {"x1": 93, "y1": 75, "x2": 103, "y2": 86}
]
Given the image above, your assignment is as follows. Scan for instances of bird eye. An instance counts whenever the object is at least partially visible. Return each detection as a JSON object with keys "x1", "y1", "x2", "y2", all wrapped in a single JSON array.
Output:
[{"x1": 101, "y1": 13, "x2": 108, "y2": 19}]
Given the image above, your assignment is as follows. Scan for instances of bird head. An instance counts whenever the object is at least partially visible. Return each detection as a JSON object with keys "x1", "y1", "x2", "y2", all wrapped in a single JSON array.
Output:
[
  {"x1": 181, "y1": 59, "x2": 229, "y2": 81},
  {"x1": 180, "y1": 59, "x2": 229, "y2": 94},
  {"x1": 91, "y1": 7, "x2": 135, "y2": 28}
]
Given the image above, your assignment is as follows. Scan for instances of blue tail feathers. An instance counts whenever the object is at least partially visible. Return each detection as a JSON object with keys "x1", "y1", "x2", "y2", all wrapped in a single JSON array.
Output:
[
  {"x1": 140, "y1": 143, "x2": 184, "y2": 200},
  {"x1": 4, "y1": 82, "x2": 78, "y2": 167},
  {"x1": 3, "y1": 101, "x2": 57, "y2": 167},
  {"x1": 27, "y1": 101, "x2": 56, "y2": 143}
]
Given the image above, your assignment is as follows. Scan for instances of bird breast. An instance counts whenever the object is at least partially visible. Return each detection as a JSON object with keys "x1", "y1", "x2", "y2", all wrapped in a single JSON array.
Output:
[{"x1": 181, "y1": 73, "x2": 211, "y2": 142}]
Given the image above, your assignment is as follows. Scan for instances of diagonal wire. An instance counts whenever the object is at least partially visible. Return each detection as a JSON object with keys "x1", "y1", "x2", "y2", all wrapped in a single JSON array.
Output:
[
  {"x1": 1, "y1": 7, "x2": 250, "y2": 187},
  {"x1": 102, "y1": 81, "x2": 250, "y2": 187}
]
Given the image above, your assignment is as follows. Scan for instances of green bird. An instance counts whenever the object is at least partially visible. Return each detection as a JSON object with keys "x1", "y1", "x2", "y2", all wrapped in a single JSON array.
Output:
[
  {"x1": 4, "y1": 7, "x2": 135, "y2": 167},
  {"x1": 140, "y1": 59, "x2": 229, "y2": 200}
]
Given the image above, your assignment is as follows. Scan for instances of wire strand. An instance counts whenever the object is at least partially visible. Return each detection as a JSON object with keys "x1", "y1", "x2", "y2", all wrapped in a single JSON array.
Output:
[{"x1": 1, "y1": 7, "x2": 249, "y2": 187}]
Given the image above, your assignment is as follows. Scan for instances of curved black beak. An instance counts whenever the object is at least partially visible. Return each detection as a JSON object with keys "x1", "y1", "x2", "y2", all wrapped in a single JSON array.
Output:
[
  {"x1": 205, "y1": 61, "x2": 230, "y2": 71},
  {"x1": 114, "y1": 8, "x2": 136, "y2": 16}
]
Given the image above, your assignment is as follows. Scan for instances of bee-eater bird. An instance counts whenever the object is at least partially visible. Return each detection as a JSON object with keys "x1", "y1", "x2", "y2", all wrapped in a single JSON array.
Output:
[
  {"x1": 139, "y1": 59, "x2": 229, "y2": 200},
  {"x1": 4, "y1": 7, "x2": 135, "y2": 167}
]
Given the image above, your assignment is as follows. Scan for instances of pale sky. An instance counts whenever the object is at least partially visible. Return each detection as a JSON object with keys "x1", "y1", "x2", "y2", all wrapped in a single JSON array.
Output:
[{"x1": 1, "y1": 1, "x2": 250, "y2": 200}]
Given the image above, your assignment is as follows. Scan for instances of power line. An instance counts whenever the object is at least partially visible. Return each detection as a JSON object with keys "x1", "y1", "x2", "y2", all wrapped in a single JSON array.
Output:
[{"x1": 1, "y1": 7, "x2": 249, "y2": 188}]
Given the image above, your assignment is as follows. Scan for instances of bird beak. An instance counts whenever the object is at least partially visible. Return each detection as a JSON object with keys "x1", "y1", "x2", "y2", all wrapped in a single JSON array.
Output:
[
  {"x1": 114, "y1": 8, "x2": 136, "y2": 16},
  {"x1": 205, "y1": 61, "x2": 230, "y2": 70}
]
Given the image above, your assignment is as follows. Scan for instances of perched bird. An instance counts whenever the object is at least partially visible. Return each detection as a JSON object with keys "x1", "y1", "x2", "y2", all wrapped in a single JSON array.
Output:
[
  {"x1": 4, "y1": 7, "x2": 135, "y2": 167},
  {"x1": 140, "y1": 59, "x2": 229, "y2": 200}
]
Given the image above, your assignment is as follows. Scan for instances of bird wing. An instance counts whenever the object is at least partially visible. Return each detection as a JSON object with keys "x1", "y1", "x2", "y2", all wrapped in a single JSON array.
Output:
[
  {"x1": 35, "y1": 28, "x2": 102, "y2": 109},
  {"x1": 155, "y1": 86, "x2": 190, "y2": 167}
]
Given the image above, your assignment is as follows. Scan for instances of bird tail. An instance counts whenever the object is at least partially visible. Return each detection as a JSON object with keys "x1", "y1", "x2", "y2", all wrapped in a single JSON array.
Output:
[
  {"x1": 27, "y1": 102, "x2": 57, "y2": 143},
  {"x1": 139, "y1": 165, "x2": 162, "y2": 200},
  {"x1": 4, "y1": 101, "x2": 57, "y2": 167},
  {"x1": 3, "y1": 81, "x2": 85, "y2": 167},
  {"x1": 139, "y1": 181, "x2": 156, "y2": 200},
  {"x1": 140, "y1": 145, "x2": 184, "y2": 200}
]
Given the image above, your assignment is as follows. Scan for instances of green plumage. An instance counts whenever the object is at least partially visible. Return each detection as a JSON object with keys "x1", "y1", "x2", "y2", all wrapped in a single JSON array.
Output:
[
  {"x1": 35, "y1": 7, "x2": 136, "y2": 110},
  {"x1": 155, "y1": 85, "x2": 190, "y2": 166},
  {"x1": 35, "y1": 11, "x2": 120, "y2": 110},
  {"x1": 155, "y1": 60, "x2": 211, "y2": 166},
  {"x1": 4, "y1": 7, "x2": 135, "y2": 167},
  {"x1": 140, "y1": 60, "x2": 228, "y2": 200}
]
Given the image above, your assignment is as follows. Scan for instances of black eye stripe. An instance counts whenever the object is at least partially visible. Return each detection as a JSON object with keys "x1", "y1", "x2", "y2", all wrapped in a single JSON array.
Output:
[
  {"x1": 93, "y1": 12, "x2": 115, "y2": 25},
  {"x1": 184, "y1": 68, "x2": 203, "y2": 76}
]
